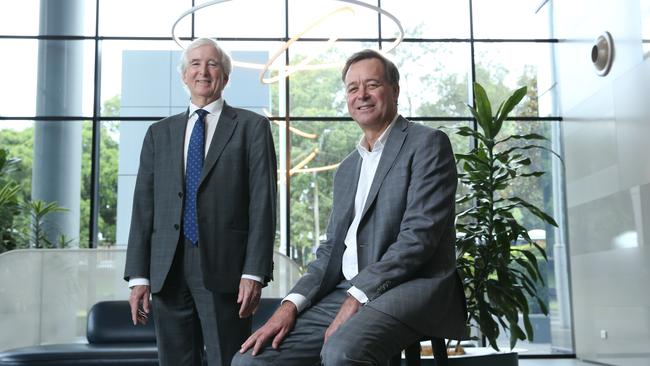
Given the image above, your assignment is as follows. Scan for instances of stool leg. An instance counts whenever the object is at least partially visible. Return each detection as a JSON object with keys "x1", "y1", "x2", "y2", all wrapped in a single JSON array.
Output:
[
  {"x1": 431, "y1": 338, "x2": 448, "y2": 366},
  {"x1": 404, "y1": 342, "x2": 421, "y2": 366},
  {"x1": 389, "y1": 352, "x2": 402, "y2": 366}
]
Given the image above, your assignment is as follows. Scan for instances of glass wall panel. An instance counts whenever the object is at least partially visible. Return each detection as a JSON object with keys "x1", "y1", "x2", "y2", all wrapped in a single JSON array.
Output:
[
  {"x1": 0, "y1": 40, "x2": 96, "y2": 117},
  {"x1": 0, "y1": 0, "x2": 96, "y2": 36},
  {"x1": 393, "y1": 42, "x2": 472, "y2": 118},
  {"x1": 289, "y1": 0, "x2": 377, "y2": 39},
  {"x1": 194, "y1": 0, "x2": 285, "y2": 39},
  {"x1": 472, "y1": 0, "x2": 551, "y2": 39},
  {"x1": 642, "y1": 0, "x2": 650, "y2": 58},
  {"x1": 288, "y1": 120, "x2": 357, "y2": 267},
  {"x1": 286, "y1": 41, "x2": 365, "y2": 117},
  {"x1": 0, "y1": 119, "x2": 84, "y2": 249},
  {"x1": 381, "y1": 0, "x2": 470, "y2": 39},
  {"x1": 99, "y1": 0, "x2": 192, "y2": 37},
  {"x1": 100, "y1": 39, "x2": 189, "y2": 118},
  {"x1": 491, "y1": 120, "x2": 570, "y2": 355},
  {"x1": 473, "y1": 42, "x2": 554, "y2": 118},
  {"x1": 0, "y1": 40, "x2": 38, "y2": 117},
  {"x1": 92, "y1": 121, "x2": 119, "y2": 248},
  {"x1": 0, "y1": 0, "x2": 40, "y2": 36},
  {"x1": 112, "y1": 120, "x2": 155, "y2": 247},
  {"x1": 0, "y1": 0, "x2": 569, "y2": 356}
]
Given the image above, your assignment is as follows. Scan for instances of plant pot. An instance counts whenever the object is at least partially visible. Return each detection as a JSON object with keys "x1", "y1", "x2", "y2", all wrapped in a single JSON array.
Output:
[{"x1": 415, "y1": 346, "x2": 519, "y2": 366}]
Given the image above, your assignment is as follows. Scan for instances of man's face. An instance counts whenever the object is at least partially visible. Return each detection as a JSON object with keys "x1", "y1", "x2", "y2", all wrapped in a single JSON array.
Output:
[
  {"x1": 182, "y1": 44, "x2": 229, "y2": 106},
  {"x1": 344, "y1": 58, "x2": 399, "y2": 130}
]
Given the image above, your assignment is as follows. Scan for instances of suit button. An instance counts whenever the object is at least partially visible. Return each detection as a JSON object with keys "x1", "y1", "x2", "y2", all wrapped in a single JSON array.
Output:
[
  {"x1": 174, "y1": 224, "x2": 180, "y2": 230},
  {"x1": 178, "y1": 192, "x2": 183, "y2": 198}
]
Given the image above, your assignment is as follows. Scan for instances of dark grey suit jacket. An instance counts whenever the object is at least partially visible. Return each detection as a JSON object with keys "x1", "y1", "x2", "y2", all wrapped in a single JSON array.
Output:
[
  {"x1": 124, "y1": 102, "x2": 277, "y2": 294},
  {"x1": 290, "y1": 116, "x2": 466, "y2": 338}
]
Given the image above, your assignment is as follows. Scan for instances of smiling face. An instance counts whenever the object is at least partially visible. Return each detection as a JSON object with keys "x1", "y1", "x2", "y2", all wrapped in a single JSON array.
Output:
[
  {"x1": 344, "y1": 57, "x2": 399, "y2": 132},
  {"x1": 182, "y1": 44, "x2": 229, "y2": 107}
]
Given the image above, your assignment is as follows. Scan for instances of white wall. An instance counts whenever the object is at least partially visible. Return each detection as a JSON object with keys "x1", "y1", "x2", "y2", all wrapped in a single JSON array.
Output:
[{"x1": 554, "y1": 1, "x2": 650, "y2": 365}]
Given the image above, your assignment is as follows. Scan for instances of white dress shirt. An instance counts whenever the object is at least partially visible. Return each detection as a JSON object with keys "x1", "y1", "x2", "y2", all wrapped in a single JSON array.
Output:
[
  {"x1": 128, "y1": 98, "x2": 261, "y2": 288},
  {"x1": 284, "y1": 115, "x2": 398, "y2": 311}
]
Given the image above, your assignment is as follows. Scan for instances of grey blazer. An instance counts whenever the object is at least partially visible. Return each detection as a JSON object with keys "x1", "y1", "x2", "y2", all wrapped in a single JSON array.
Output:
[
  {"x1": 124, "y1": 102, "x2": 277, "y2": 294},
  {"x1": 290, "y1": 116, "x2": 467, "y2": 338}
]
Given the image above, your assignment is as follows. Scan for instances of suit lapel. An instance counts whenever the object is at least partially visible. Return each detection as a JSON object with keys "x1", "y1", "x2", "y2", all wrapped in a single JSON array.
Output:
[
  {"x1": 200, "y1": 102, "x2": 237, "y2": 185},
  {"x1": 360, "y1": 117, "x2": 409, "y2": 219},
  {"x1": 338, "y1": 153, "x2": 362, "y2": 228},
  {"x1": 169, "y1": 110, "x2": 189, "y2": 187}
]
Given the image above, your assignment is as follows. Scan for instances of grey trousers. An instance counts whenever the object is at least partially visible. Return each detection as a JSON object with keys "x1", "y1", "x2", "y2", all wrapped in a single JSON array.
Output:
[
  {"x1": 152, "y1": 240, "x2": 251, "y2": 366},
  {"x1": 232, "y1": 281, "x2": 422, "y2": 366}
]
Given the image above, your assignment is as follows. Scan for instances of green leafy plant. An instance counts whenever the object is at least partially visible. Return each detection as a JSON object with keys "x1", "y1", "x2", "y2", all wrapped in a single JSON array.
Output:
[
  {"x1": 0, "y1": 148, "x2": 21, "y2": 252},
  {"x1": 23, "y1": 200, "x2": 68, "y2": 249},
  {"x1": 455, "y1": 83, "x2": 559, "y2": 351},
  {"x1": 1, "y1": 148, "x2": 69, "y2": 251}
]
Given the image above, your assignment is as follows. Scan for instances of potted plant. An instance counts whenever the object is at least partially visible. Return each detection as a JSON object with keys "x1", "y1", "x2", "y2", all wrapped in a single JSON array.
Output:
[{"x1": 454, "y1": 83, "x2": 559, "y2": 352}]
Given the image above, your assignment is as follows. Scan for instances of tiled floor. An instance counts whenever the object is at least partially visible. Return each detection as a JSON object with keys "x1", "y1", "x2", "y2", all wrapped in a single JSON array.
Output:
[{"x1": 520, "y1": 359, "x2": 603, "y2": 366}]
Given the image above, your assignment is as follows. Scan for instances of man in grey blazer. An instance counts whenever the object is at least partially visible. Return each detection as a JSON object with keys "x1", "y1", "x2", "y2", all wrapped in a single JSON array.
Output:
[
  {"x1": 233, "y1": 50, "x2": 466, "y2": 365},
  {"x1": 124, "y1": 38, "x2": 277, "y2": 366}
]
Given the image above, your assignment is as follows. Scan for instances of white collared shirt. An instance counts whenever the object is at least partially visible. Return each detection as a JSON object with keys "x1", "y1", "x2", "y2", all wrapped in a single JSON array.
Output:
[
  {"x1": 341, "y1": 118, "x2": 396, "y2": 281},
  {"x1": 283, "y1": 114, "x2": 398, "y2": 311}
]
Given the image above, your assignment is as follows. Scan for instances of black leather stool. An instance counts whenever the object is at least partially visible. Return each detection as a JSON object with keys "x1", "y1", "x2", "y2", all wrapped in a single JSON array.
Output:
[{"x1": 389, "y1": 337, "x2": 448, "y2": 366}]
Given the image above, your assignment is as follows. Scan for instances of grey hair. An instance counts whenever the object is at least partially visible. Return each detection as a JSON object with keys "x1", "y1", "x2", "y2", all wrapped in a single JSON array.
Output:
[
  {"x1": 341, "y1": 49, "x2": 399, "y2": 86},
  {"x1": 178, "y1": 38, "x2": 233, "y2": 77}
]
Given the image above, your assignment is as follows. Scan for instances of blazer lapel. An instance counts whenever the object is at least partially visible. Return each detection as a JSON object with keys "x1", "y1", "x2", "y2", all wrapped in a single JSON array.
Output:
[
  {"x1": 169, "y1": 110, "x2": 189, "y2": 187},
  {"x1": 200, "y1": 102, "x2": 237, "y2": 185},
  {"x1": 360, "y1": 117, "x2": 408, "y2": 219},
  {"x1": 338, "y1": 153, "x2": 362, "y2": 228}
]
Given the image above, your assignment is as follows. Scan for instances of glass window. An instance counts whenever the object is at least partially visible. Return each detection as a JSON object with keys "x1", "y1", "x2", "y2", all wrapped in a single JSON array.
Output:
[
  {"x1": 0, "y1": 1, "x2": 570, "y2": 356},
  {"x1": 642, "y1": 0, "x2": 650, "y2": 58},
  {"x1": 287, "y1": 120, "x2": 357, "y2": 266},
  {"x1": 0, "y1": 0, "x2": 40, "y2": 36},
  {"x1": 194, "y1": 0, "x2": 285, "y2": 39},
  {"x1": 0, "y1": 39, "x2": 95, "y2": 118},
  {"x1": 286, "y1": 41, "x2": 365, "y2": 117},
  {"x1": 491, "y1": 120, "x2": 570, "y2": 354},
  {"x1": 381, "y1": 0, "x2": 470, "y2": 39},
  {"x1": 99, "y1": 0, "x2": 191, "y2": 37},
  {"x1": 0, "y1": 0, "x2": 96, "y2": 36},
  {"x1": 94, "y1": 121, "x2": 120, "y2": 248},
  {"x1": 393, "y1": 42, "x2": 472, "y2": 118},
  {"x1": 0, "y1": 40, "x2": 38, "y2": 117},
  {"x1": 289, "y1": 0, "x2": 377, "y2": 39},
  {"x1": 472, "y1": 0, "x2": 551, "y2": 39},
  {"x1": 100, "y1": 40, "x2": 188, "y2": 118},
  {"x1": 473, "y1": 42, "x2": 554, "y2": 118},
  {"x1": 0, "y1": 120, "x2": 85, "y2": 248}
]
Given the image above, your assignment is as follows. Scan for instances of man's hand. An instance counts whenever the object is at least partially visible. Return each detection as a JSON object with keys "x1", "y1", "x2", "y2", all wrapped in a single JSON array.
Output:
[
  {"x1": 237, "y1": 278, "x2": 262, "y2": 318},
  {"x1": 239, "y1": 301, "x2": 297, "y2": 356},
  {"x1": 128, "y1": 285, "x2": 151, "y2": 325},
  {"x1": 324, "y1": 295, "x2": 361, "y2": 343}
]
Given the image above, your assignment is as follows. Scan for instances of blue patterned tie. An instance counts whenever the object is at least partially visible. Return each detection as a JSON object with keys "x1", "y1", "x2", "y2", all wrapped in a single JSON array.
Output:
[{"x1": 183, "y1": 109, "x2": 208, "y2": 246}]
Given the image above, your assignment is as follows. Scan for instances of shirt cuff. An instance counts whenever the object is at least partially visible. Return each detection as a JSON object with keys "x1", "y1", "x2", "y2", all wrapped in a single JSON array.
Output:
[
  {"x1": 347, "y1": 286, "x2": 369, "y2": 304},
  {"x1": 282, "y1": 293, "x2": 309, "y2": 313},
  {"x1": 241, "y1": 274, "x2": 264, "y2": 284},
  {"x1": 128, "y1": 277, "x2": 150, "y2": 288}
]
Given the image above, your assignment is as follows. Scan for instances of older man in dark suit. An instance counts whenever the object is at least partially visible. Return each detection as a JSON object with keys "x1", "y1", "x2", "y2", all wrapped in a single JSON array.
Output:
[
  {"x1": 124, "y1": 38, "x2": 277, "y2": 366},
  {"x1": 233, "y1": 49, "x2": 466, "y2": 366}
]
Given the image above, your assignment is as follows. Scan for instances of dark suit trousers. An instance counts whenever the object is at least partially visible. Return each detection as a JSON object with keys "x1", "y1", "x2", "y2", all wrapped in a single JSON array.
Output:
[
  {"x1": 232, "y1": 281, "x2": 422, "y2": 366},
  {"x1": 152, "y1": 239, "x2": 251, "y2": 366}
]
